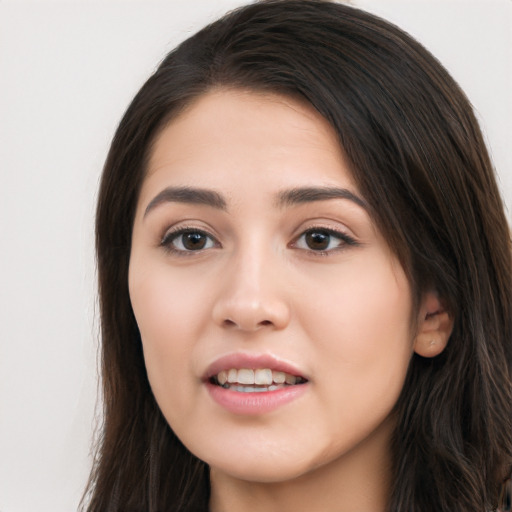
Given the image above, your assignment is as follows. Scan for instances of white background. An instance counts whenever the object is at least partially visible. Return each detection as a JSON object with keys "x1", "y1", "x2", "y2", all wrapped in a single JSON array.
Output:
[{"x1": 0, "y1": 1, "x2": 510, "y2": 510}]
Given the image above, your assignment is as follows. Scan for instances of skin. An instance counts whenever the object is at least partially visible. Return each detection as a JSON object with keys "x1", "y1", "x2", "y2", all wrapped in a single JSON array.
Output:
[{"x1": 129, "y1": 89, "x2": 450, "y2": 512}]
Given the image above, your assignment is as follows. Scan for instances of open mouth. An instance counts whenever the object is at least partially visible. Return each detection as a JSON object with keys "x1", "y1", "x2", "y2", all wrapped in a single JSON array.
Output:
[{"x1": 209, "y1": 368, "x2": 308, "y2": 393}]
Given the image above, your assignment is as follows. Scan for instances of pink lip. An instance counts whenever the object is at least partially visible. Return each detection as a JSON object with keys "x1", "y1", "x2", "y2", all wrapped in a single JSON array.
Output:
[
  {"x1": 206, "y1": 381, "x2": 308, "y2": 415},
  {"x1": 204, "y1": 352, "x2": 307, "y2": 380},
  {"x1": 204, "y1": 352, "x2": 309, "y2": 416}
]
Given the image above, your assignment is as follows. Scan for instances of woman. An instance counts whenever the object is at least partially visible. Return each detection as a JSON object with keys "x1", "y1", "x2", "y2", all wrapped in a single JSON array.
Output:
[{"x1": 82, "y1": 1, "x2": 512, "y2": 510}]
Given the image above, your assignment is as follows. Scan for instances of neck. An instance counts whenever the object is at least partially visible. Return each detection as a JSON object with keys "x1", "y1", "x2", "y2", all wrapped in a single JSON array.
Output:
[{"x1": 209, "y1": 416, "x2": 393, "y2": 512}]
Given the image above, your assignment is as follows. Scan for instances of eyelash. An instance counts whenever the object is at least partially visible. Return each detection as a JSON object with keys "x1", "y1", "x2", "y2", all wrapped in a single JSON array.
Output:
[
  {"x1": 160, "y1": 226, "x2": 358, "y2": 256},
  {"x1": 291, "y1": 227, "x2": 359, "y2": 256}
]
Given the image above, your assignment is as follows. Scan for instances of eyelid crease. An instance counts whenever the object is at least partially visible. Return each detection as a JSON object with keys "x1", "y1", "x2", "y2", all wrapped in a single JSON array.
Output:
[
  {"x1": 290, "y1": 219, "x2": 358, "y2": 241},
  {"x1": 160, "y1": 221, "x2": 219, "y2": 242}
]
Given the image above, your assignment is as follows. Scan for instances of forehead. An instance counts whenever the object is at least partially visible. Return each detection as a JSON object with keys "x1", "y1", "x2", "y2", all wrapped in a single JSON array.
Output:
[{"x1": 144, "y1": 89, "x2": 357, "y2": 193}]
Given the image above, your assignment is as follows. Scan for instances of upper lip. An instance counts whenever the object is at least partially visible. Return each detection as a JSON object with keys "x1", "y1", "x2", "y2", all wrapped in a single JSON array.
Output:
[{"x1": 204, "y1": 352, "x2": 308, "y2": 381}]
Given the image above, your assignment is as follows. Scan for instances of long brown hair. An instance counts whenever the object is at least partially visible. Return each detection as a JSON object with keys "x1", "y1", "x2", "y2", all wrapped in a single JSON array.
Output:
[{"x1": 83, "y1": 1, "x2": 512, "y2": 510}]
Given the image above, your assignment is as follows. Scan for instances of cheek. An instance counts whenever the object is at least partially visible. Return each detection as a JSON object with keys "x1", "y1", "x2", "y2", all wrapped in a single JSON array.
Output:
[
  {"x1": 128, "y1": 262, "x2": 206, "y2": 410},
  {"x1": 306, "y1": 254, "x2": 412, "y2": 354},
  {"x1": 300, "y1": 256, "x2": 413, "y2": 421}
]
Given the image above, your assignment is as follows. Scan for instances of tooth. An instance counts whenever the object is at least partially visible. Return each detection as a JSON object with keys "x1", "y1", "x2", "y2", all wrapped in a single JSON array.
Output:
[
  {"x1": 233, "y1": 385, "x2": 268, "y2": 393},
  {"x1": 272, "y1": 371, "x2": 286, "y2": 384},
  {"x1": 217, "y1": 370, "x2": 228, "y2": 385},
  {"x1": 238, "y1": 369, "x2": 255, "y2": 385},
  {"x1": 285, "y1": 374, "x2": 297, "y2": 385},
  {"x1": 255, "y1": 369, "x2": 272, "y2": 385},
  {"x1": 227, "y1": 368, "x2": 238, "y2": 383}
]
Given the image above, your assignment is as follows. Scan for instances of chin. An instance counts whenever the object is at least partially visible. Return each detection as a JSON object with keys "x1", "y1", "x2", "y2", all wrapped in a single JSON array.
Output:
[
  {"x1": 188, "y1": 431, "x2": 327, "y2": 484},
  {"x1": 208, "y1": 455, "x2": 313, "y2": 483}
]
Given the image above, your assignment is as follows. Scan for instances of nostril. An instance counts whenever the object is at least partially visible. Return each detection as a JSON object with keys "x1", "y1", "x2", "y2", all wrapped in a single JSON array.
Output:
[{"x1": 220, "y1": 318, "x2": 274, "y2": 329}]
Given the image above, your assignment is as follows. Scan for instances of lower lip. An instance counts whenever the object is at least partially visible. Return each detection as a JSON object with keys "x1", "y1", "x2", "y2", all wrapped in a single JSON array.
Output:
[{"x1": 206, "y1": 381, "x2": 308, "y2": 415}]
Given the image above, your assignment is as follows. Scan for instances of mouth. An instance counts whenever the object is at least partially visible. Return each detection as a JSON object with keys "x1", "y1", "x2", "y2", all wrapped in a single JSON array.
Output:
[
  {"x1": 204, "y1": 353, "x2": 309, "y2": 414},
  {"x1": 210, "y1": 368, "x2": 308, "y2": 393}
]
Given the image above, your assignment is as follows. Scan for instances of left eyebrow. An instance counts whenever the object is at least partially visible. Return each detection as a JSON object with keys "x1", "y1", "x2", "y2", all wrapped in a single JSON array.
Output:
[
  {"x1": 276, "y1": 186, "x2": 367, "y2": 210},
  {"x1": 143, "y1": 186, "x2": 228, "y2": 218}
]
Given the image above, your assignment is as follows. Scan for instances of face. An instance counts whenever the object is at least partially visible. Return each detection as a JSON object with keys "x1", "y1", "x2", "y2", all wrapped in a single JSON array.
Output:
[{"x1": 129, "y1": 90, "x2": 416, "y2": 483}]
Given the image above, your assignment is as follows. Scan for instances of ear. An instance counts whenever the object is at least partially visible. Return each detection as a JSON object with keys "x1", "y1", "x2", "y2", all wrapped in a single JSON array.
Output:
[{"x1": 414, "y1": 291, "x2": 454, "y2": 358}]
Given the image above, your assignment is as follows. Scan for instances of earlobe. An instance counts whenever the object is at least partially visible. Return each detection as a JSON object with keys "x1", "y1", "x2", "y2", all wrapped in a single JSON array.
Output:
[{"x1": 414, "y1": 291, "x2": 454, "y2": 358}]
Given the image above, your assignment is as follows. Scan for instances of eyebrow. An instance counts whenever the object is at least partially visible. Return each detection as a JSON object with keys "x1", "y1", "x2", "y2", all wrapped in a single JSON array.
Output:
[
  {"x1": 143, "y1": 185, "x2": 367, "y2": 218},
  {"x1": 144, "y1": 186, "x2": 228, "y2": 218},
  {"x1": 276, "y1": 186, "x2": 367, "y2": 210}
]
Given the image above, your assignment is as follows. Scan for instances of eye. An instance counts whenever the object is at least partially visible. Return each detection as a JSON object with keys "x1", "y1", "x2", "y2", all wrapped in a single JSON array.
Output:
[
  {"x1": 294, "y1": 228, "x2": 356, "y2": 253},
  {"x1": 161, "y1": 228, "x2": 217, "y2": 253}
]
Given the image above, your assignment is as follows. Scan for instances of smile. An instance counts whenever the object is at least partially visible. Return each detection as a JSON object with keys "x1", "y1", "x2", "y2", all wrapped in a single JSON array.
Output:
[
  {"x1": 204, "y1": 354, "x2": 309, "y2": 414},
  {"x1": 211, "y1": 368, "x2": 307, "y2": 391}
]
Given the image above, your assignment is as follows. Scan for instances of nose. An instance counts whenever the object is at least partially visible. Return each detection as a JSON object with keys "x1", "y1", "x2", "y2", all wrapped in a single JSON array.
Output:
[{"x1": 211, "y1": 248, "x2": 291, "y2": 332}]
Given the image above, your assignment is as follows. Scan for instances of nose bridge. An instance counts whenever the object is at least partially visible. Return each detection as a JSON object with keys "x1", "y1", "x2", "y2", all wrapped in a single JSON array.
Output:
[
  {"x1": 233, "y1": 239, "x2": 269, "y2": 295},
  {"x1": 212, "y1": 235, "x2": 290, "y2": 331}
]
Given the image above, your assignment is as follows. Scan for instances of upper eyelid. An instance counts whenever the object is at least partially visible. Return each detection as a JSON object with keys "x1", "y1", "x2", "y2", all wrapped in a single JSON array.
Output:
[
  {"x1": 161, "y1": 223, "x2": 351, "y2": 237},
  {"x1": 161, "y1": 223, "x2": 219, "y2": 241},
  {"x1": 162, "y1": 231, "x2": 355, "y2": 257},
  {"x1": 290, "y1": 221, "x2": 355, "y2": 240},
  {"x1": 162, "y1": 227, "x2": 217, "y2": 242},
  {"x1": 292, "y1": 227, "x2": 357, "y2": 244},
  {"x1": 158, "y1": 221, "x2": 358, "y2": 249}
]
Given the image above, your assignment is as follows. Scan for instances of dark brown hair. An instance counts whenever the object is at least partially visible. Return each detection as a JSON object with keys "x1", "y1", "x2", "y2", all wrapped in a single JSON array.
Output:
[{"x1": 83, "y1": 1, "x2": 512, "y2": 510}]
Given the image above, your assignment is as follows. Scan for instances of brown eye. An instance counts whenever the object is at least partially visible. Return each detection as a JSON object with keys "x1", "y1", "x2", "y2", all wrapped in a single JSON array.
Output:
[
  {"x1": 162, "y1": 229, "x2": 216, "y2": 252},
  {"x1": 182, "y1": 232, "x2": 208, "y2": 250},
  {"x1": 294, "y1": 228, "x2": 357, "y2": 253},
  {"x1": 305, "y1": 230, "x2": 331, "y2": 250}
]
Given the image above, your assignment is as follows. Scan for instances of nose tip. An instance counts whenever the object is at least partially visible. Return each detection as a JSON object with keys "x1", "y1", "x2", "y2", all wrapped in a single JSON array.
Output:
[{"x1": 213, "y1": 296, "x2": 290, "y2": 332}]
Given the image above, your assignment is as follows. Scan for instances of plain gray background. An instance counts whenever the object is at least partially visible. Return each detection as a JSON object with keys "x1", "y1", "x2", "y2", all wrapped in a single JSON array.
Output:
[{"x1": 0, "y1": 1, "x2": 510, "y2": 510}]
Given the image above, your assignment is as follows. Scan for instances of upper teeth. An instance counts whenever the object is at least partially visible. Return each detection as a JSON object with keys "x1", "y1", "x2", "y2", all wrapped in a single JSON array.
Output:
[{"x1": 215, "y1": 368, "x2": 299, "y2": 386}]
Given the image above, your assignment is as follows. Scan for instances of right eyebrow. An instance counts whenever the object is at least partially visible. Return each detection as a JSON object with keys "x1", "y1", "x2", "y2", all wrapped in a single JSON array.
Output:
[
  {"x1": 143, "y1": 186, "x2": 228, "y2": 219},
  {"x1": 276, "y1": 186, "x2": 367, "y2": 210}
]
